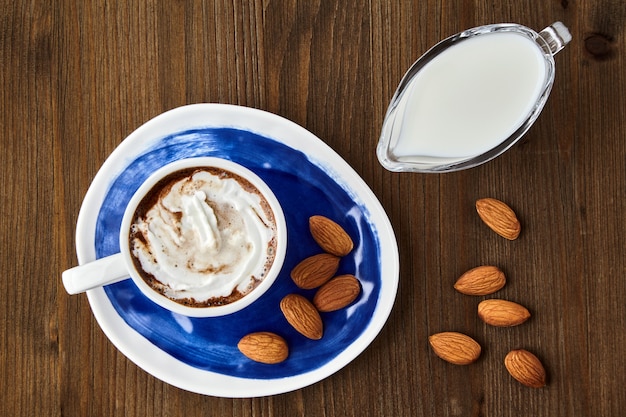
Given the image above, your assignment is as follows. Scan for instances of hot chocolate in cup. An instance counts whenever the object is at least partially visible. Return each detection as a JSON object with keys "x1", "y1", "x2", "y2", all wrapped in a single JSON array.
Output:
[{"x1": 62, "y1": 157, "x2": 287, "y2": 317}]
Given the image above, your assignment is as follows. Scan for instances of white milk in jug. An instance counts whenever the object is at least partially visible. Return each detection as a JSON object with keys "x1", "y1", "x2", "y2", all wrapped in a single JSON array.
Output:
[{"x1": 389, "y1": 31, "x2": 548, "y2": 160}]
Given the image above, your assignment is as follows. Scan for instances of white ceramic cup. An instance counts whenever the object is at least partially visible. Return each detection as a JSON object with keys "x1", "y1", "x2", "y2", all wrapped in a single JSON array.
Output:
[{"x1": 62, "y1": 156, "x2": 287, "y2": 317}]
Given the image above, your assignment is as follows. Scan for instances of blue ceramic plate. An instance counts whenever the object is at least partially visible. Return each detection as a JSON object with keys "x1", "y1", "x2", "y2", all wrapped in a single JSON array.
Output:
[{"x1": 74, "y1": 104, "x2": 399, "y2": 397}]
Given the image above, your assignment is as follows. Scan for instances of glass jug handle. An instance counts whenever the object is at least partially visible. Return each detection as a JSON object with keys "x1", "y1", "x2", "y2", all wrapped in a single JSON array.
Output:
[{"x1": 538, "y1": 22, "x2": 572, "y2": 55}]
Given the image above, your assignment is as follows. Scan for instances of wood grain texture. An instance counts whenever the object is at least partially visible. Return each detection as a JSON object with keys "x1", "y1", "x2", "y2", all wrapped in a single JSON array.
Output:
[{"x1": 2, "y1": 0, "x2": 625, "y2": 416}]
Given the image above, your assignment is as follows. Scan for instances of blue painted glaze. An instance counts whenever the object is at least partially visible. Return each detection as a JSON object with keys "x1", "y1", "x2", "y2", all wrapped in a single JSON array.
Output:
[{"x1": 95, "y1": 128, "x2": 381, "y2": 379}]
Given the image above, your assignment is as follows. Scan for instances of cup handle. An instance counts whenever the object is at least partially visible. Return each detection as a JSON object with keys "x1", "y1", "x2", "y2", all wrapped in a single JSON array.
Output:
[{"x1": 62, "y1": 253, "x2": 130, "y2": 294}]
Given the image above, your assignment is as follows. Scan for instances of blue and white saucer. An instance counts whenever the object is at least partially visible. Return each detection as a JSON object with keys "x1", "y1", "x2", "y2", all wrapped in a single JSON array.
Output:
[{"x1": 74, "y1": 104, "x2": 399, "y2": 397}]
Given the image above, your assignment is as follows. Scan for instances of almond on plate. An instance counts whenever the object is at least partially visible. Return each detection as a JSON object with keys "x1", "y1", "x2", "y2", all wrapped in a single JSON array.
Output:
[
  {"x1": 313, "y1": 274, "x2": 361, "y2": 312},
  {"x1": 428, "y1": 332, "x2": 482, "y2": 365},
  {"x1": 290, "y1": 253, "x2": 340, "y2": 289},
  {"x1": 237, "y1": 332, "x2": 289, "y2": 364},
  {"x1": 478, "y1": 299, "x2": 531, "y2": 327},
  {"x1": 280, "y1": 294, "x2": 323, "y2": 340},
  {"x1": 309, "y1": 215, "x2": 354, "y2": 256},
  {"x1": 475, "y1": 198, "x2": 521, "y2": 240},
  {"x1": 504, "y1": 349, "x2": 547, "y2": 388},
  {"x1": 454, "y1": 265, "x2": 506, "y2": 296}
]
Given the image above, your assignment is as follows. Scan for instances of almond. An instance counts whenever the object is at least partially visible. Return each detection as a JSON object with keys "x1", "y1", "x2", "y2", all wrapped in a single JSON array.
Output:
[
  {"x1": 454, "y1": 265, "x2": 506, "y2": 296},
  {"x1": 290, "y1": 253, "x2": 340, "y2": 289},
  {"x1": 478, "y1": 299, "x2": 531, "y2": 327},
  {"x1": 475, "y1": 198, "x2": 521, "y2": 240},
  {"x1": 309, "y1": 215, "x2": 354, "y2": 256},
  {"x1": 504, "y1": 349, "x2": 547, "y2": 388},
  {"x1": 280, "y1": 294, "x2": 323, "y2": 340},
  {"x1": 237, "y1": 332, "x2": 289, "y2": 364},
  {"x1": 428, "y1": 332, "x2": 482, "y2": 365},
  {"x1": 313, "y1": 274, "x2": 361, "y2": 312}
]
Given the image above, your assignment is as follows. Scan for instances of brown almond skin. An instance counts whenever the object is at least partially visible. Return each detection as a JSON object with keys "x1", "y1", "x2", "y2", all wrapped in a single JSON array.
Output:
[
  {"x1": 237, "y1": 332, "x2": 289, "y2": 364},
  {"x1": 504, "y1": 349, "x2": 547, "y2": 388},
  {"x1": 454, "y1": 265, "x2": 506, "y2": 296},
  {"x1": 290, "y1": 253, "x2": 340, "y2": 289},
  {"x1": 428, "y1": 332, "x2": 482, "y2": 365},
  {"x1": 476, "y1": 198, "x2": 521, "y2": 240},
  {"x1": 309, "y1": 215, "x2": 354, "y2": 256},
  {"x1": 313, "y1": 274, "x2": 361, "y2": 312},
  {"x1": 478, "y1": 299, "x2": 531, "y2": 327},
  {"x1": 280, "y1": 294, "x2": 323, "y2": 340}
]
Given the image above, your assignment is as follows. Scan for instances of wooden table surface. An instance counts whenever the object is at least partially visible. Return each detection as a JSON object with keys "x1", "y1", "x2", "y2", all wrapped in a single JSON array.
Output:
[{"x1": 2, "y1": 1, "x2": 625, "y2": 416}]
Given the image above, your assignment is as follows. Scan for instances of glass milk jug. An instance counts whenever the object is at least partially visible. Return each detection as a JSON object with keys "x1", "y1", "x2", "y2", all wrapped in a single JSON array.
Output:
[{"x1": 377, "y1": 22, "x2": 571, "y2": 173}]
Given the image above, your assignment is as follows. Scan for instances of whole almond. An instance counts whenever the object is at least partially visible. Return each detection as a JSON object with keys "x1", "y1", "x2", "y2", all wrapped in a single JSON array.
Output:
[
  {"x1": 475, "y1": 198, "x2": 521, "y2": 240},
  {"x1": 428, "y1": 332, "x2": 482, "y2": 365},
  {"x1": 290, "y1": 253, "x2": 340, "y2": 289},
  {"x1": 504, "y1": 349, "x2": 547, "y2": 388},
  {"x1": 313, "y1": 274, "x2": 361, "y2": 312},
  {"x1": 454, "y1": 265, "x2": 506, "y2": 296},
  {"x1": 478, "y1": 299, "x2": 531, "y2": 327},
  {"x1": 280, "y1": 294, "x2": 323, "y2": 340},
  {"x1": 309, "y1": 215, "x2": 354, "y2": 256},
  {"x1": 237, "y1": 332, "x2": 289, "y2": 364}
]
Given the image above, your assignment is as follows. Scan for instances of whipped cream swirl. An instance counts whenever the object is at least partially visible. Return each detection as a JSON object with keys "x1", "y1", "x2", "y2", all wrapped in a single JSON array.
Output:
[{"x1": 129, "y1": 168, "x2": 277, "y2": 306}]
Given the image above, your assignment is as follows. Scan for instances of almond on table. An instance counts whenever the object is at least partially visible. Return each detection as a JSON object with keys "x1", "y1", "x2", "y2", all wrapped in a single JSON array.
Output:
[
  {"x1": 428, "y1": 332, "x2": 482, "y2": 365},
  {"x1": 478, "y1": 299, "x2": 531, "y2": 327},
  {"x1": 504, "y1": 349, "x2": 547, "y2": 388},
  {"x1": 454, "y1": 265, "x2": 506, "y2": 296},
  {"x1": 475, "y1": 198, "x2": 521, "y2": 240}
]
